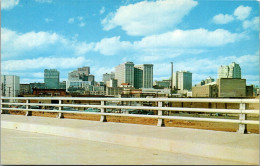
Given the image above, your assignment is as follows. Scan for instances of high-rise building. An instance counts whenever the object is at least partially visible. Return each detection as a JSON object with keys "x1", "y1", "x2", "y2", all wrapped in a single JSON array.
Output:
[
  {"x1": 173, "y1": 71, "x2": 192, "y2": 91},
  {"x1": 68, "y1": 66, "x2": 91, "y2": 81},
  {"x1": 77, "y1": 66, "x2": 90, "y2": 76},
  {"x1": 1, "y1": 75, "x2": 20, "y2": 97},
  {"x1": 218, "y1": 62, "x2": 241, "y2": 79},
  {"x1": 115, "y1": 62, "x2": 134, "y2": 87},
  {"x1": 44, "y1": 69, "x2": 60, "y2": 89},
  {"x1": 134, "y1": 64, "x2": 153, "y2": 89},
  {"x1": 103, "y1": 72, "x2": 115, "y2": 82},
  {"x1": 67, "y1": 66, "x2": 95, "y2": 92},
  {"x1": 228, "y1": 62, "x2": 241, "y2": 78}
]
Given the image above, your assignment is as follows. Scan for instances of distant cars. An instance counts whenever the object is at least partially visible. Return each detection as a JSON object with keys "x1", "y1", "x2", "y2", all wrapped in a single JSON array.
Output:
[
  {"x1": 129, "y1": 110, "x2": 154, "y2": 115},
  {"x1": 30, "y1": 106, "x2": 40, "y2": 109},
  {"x1": 18, "y1": 105, "x2": 26, "y2": 109},
  {"x1": 84, "y1": 108, "x2": 101, "y2": 112},
  {"x1": 62, "y1": 107, "x2": 78, "y2": 111}
]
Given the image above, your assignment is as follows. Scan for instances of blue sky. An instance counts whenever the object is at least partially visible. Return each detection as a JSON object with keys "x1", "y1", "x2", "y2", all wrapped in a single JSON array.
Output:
[{"x1": 1, "y1": 0, "x2": 259, "y2": 86}]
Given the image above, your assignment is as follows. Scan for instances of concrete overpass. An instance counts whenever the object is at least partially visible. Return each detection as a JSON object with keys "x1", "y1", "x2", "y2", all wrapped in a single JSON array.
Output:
[{"x1": 1, "y1": 114, "x2": 259, "y2": 165}]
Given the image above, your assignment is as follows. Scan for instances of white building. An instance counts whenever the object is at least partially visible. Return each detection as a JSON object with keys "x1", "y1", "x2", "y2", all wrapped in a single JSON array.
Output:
[
  {"x1": 218, "y1": 62, "x2": 241, "y2": 79},
  {"x1": 173, "y1": 71, "x2": 192, "y2": 91},
  {"x1": 115, "y1": 62, "x2": 134, "y2": 87},
  {"x1": 1, "y1": 75, "x2": 20, "y2": 97}
]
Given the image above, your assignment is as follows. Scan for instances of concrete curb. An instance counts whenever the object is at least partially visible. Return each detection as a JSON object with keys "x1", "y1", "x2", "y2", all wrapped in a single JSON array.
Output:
[{"x1": 1, "y1": 119, "x2": 258, "y2": 164}]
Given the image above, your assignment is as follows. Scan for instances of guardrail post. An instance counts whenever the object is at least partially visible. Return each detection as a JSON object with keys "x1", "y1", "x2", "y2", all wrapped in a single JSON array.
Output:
[
  {"x1": 238, "y1": 103, "x2": 247, "y2": 134},
  {"x1": 1, "y1": 99, "x2": 5, "y2": 114},
  {"x1": 157, "y1": 101, "x2": 165, "y2": 127},
  {"x1": 57, "y1": 100, "x2": 64, "y2": 119},
  {"x1": 125, "y1": 101, "x2": 130, "y2": 114},
  {"x1": 25, "y1": 100, "x2": 32, "y2": 116},
  {"x1": 100, "y1": 100, "x2": 107, "y2": 122}
]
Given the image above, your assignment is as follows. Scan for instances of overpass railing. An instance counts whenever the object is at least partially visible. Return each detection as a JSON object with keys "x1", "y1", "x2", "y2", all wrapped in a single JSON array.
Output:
[{"x1": 1, "y1": 97, "x2": 259, "y2": 134}]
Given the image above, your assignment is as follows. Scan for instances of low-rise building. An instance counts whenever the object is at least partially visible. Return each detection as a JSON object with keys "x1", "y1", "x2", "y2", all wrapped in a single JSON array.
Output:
[
  {"x1": 153, "y1": 80, "x2": 171, "y2": 89},
  {"x1": 217, "y1": 78, "x2": 246, "y2": 97},
  {"x1": 20, "y1": 84, "x2": 30, "y2": 95},
  {"x1": 246, "y1": 85, "x2": 254, "y2": 97},
  {"x1": 32, "y1": 88, "x2": 67, "y2": 96},
  {"x1": 192, "y1": 84, "x2": 218, "y2": 98},
  {"x1": 106, "y1": 87, "x2": 124, "y2": 96}
]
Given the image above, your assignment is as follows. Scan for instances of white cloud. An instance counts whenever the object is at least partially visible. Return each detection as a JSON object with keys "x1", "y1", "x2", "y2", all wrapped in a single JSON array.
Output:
[
  {"x1": 234, "y1": 5, "x2": 252, "y2": 20},
  {"x1": 68, "y1": 18, "x2": 75, "y2": 24},
  {"x1": 79, "y1": 22, "x2": 86, "y2": 27},
  {"x1": 1, "y1": 28, "x2": 60, "y2": 58},
  {"x1": 134, "y1": 28, "x2": 245, "y2": 49},
  {"x1": 2, "y1": 56, "x2": 91, "y2": 71},
  {"x1": 91, "y1": 66, "x2": 114, "y2": 81},
  {"x1": 68, "y1": 17, "x2": 86, "y2": 27},
  {"x1": 35, "y1": 0, "x2": 52, "y2": 3},
  {"x1": 21, "y1": 78, "x2": 44, "y2": 84},
  {"x1": 32, "y1": 72, "x2": 44, "y2": 78},
  {"x1": 1, "y1": 0, "x2": 19, "y2": 10},
  {"x1": 45, "y1": 18, "x2": 53, "y2": 23},
  {"x1": 73, "y1": 42, "x2": 95, "y2": 56},
  {"x1": 94, "y1": 36, "x2": 132, "y2": 56},
  {"x1": 1, "y1": 28, "x2": 94, "y2": 59},
  {"x1": 102, "y1": 0, "x2": 198, "y2": 36},
  {"x1": 93, "y1": 28, "x2": 245, "y2": 58},
  {"x1": 100, "y1": 6, "x2": 105, "y2": 14},
  {"x1": 243, "y1": 17, "x2": 259, "y2": 31},
  {"x1": 212, "y1": 14, "x2": 234, "y2": 24},
  {"x1": 77, "y1": 16, "x2": 83, "y2": 21}
]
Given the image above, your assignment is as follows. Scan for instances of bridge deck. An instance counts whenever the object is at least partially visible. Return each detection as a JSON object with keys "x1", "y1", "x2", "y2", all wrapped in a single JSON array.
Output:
[{"x1": 1, "y1": 114, "x2": 259, "y2": 164}]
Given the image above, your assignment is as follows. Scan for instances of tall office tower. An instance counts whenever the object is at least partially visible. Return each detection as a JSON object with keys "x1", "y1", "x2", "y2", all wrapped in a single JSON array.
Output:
[
  {"x1": 68, "y1": 66, "x2": 94, "y2": 83},
  {"x1": 228, "y1": 62, "x2": 241, "y2": 78},
  {"x1": 87, "y1": 75, "x2": 95, "y2": 85},
  {"x1": 134, "y1": 64, "x2": 153, "y2": 89},
  {"x1": 173, "y1": 71, "x2": 192, "y2": 90},
  {"x1": 134, "y1": 67, "x2": 143, "y2": 89},
  {"x1": 68, "y1": 66, "x2": 90, "y2": 81},
  {"x1": 218, "y1": 62, "x2": 241, "y2": 79},
  {"x1": 1, "y1": 75, "x2": 20, "y2": 97},
  {"x1": 77, "y1": 66, "x2": 90, "y2": 76},
  {"x1": 103, "y1": 72, "x2": 115, "y2": 82},
  {"x1": 44, "y1": 69, "x2": 60, "y2": 89},
  {"x1": 103, "y1": 73, "x2": 111, "y2": 82},
  {"x1": 218, "y1": 65, "x2": 229, "y2": 78},
  {"x1": 115, "y1": 62, "x2": 134, "y2": 87},
  {"x1": 111, "y1": 72, "x2": 115, "y2": 79}
]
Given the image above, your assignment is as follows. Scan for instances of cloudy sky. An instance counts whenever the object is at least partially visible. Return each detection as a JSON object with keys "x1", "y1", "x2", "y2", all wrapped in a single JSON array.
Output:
[{"x1": 1, "y1": 0, "x2": 259, "y2": 85}]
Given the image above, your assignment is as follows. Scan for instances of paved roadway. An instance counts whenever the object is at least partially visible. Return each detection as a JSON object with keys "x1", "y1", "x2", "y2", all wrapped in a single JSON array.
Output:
[
  {"x1": 1, "y1": 128, "x2": 249, "y2": 165},
  {"x1": 1, "y1": 114, "x2": 259, "y2": 165}
]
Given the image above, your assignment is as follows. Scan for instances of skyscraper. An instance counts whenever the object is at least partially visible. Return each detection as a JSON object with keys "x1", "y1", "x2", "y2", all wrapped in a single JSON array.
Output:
[
  {"x1": 115, "y1": 62, "x2": 134, "y2": 87},
  {"x1": 173, "y1": 71, "x2": 192, "y2": 91},
  {"x1": 44, "y1": 69, "x2": 60, "y2": 89},
  {"x1": 67, "y1": 66, "x2": 95, "y2": 92},
  {"x1": 218, "y1": 62, "x2": 241, "y2": 79},
  {"x1": 134, "y1": 64, "x2": 153, "y2": 89},
  {"x1": 103, "y1": 72, "x2": 115, "y2": 82},
  {"x1": 228, "y1": 62, "x2": 241, "y2": 78},
  {"x1": 68, "y1": 66, "x2": 90, "y2": 81}
]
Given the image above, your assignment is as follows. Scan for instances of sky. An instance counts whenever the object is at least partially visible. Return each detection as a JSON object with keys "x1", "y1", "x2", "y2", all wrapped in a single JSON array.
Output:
[{"x1": 1, "y1": 0, "x2": 259, "y2": 86}]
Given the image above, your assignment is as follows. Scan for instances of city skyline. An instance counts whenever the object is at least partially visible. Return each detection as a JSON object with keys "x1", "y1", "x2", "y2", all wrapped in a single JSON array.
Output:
[{"x1": 1, "y1": 0, "x2": 259, "y2": 85}]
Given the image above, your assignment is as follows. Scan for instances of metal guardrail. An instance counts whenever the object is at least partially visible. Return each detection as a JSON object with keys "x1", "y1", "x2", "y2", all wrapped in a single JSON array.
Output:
[{"x1": 1, "y1": 97, "x2": 259, "y2": 134}]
